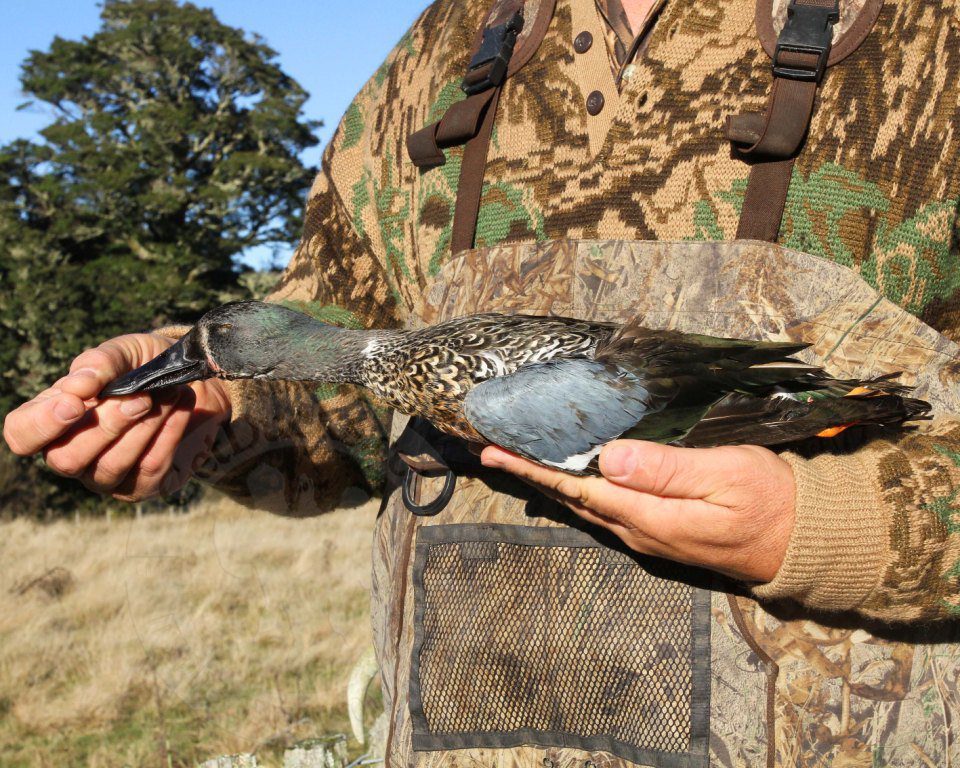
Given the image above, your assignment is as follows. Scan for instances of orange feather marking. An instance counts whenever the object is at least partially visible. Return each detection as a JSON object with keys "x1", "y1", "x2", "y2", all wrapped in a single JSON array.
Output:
[
  {"x1": 817, "y1": 423, "x2": 854, "y2": 438},
  {"x1": 845, "y1": 385, "x2": 884, "y2": 398}
]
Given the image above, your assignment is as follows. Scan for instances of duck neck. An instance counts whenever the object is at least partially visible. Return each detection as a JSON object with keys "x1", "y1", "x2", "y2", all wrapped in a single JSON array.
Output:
[{"x1": 270, "y1": 321, "x2": 392, "y2": 384}]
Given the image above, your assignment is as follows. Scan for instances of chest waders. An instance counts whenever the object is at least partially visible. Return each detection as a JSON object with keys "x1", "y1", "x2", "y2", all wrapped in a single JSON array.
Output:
[{"x1": 370, "y1": 2, "x2": 960, "y2": 765}]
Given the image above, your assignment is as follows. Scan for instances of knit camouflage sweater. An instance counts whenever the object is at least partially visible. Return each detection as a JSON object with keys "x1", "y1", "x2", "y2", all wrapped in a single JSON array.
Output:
[{"x1": 189, "y1": 0, "x2": 960, "y2": 622}]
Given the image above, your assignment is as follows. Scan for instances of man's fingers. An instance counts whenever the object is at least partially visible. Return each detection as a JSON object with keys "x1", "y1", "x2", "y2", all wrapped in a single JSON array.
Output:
[
  {"x1": 34, "y1": 384, "x2": 67, "y2": 403},
  {"x1": 527, "y1": 480, "x2": 645, "y2": 545},
  {"x1": 598, "y1": 440, "x2": 739, "y2": 499},
  {"x1": 481, "y1": 445, "x2": 687, "y2": 527},
  {"x1": 63, "y1": 343, "x2": 137, "y2": 398},
  {"x1": 2, "y1": 393, "x2": 87, "y2": 456},
  {"x1": 482, "y1": 443, "x2": 794, "y2": 582},
  {"x1": 110, "y1": 404, "x2": 216, "y2": 502},
  {"x1": 81, "y1": 394, "x2": 182, "y2": 491},
  {"x1": 43, "y1": 395, "x2": 155, "y2": 477},
  {"x1": 59, "y1": 367, "x2": 110, "y2": 400},
  {"x1": 108, "y1": 407, "x2": 193, "y2": 501},
  {"x1": 63, "y1": 335, "x2": 171, "y2": 399},
  {"x1": 165, "y1": 421, "x2": 219, "y2": 493},
  {"x1": 481, "y1": 446, "x2": 603, "y2": 503},
  {"x1": 481, "y1": 444, "x2": 711, "y2": 540},
  {"x1": 480, "y1": 442, "x2": 730, "y2": 504}
]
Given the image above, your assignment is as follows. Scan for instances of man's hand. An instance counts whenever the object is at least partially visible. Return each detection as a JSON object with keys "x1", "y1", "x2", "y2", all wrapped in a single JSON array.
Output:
[
  {"x1": 3, "y1": 334, "x2": 232, "y2": 502},
  {"x1": 481, "y1": 440, "x2": 796, "y2": 583}
]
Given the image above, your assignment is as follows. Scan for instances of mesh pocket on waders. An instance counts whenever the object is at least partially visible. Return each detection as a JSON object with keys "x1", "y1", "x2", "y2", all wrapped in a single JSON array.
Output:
[{"x1": 409, "y1": 524, "x2": 711, "y2": 766}]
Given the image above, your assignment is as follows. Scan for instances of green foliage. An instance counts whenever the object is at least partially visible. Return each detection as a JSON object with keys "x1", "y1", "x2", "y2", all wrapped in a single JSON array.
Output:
[
  {"x1": 238, "y1": 269, "x2": 282, "y2": 300},
  {"x1": 0, "y1": 0, "x2": 320, "y2": 517}
]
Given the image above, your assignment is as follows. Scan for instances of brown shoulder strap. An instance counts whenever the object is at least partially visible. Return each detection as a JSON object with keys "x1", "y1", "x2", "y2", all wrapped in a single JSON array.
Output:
[
  {"x1": 730, "y1": 0, "x2": 840, "y2": 242},
  {"x1": 730, "y1": 0, "x2": 879, "y2": 242},
  {"x1": 407, "y1": 1, "x2": 524, "y2": 169},
  {"x1": 407, "y1": 0, "x2": 556, "y2": 254},
  {"x1": 451, "y1": 85, "x2": 504, "y2": 254}
]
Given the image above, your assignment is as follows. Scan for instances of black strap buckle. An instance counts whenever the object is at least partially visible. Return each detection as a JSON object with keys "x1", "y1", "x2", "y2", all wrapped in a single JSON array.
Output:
[
  {"x1": 402, "y1": 466, "x2": 456, "y2": 516},
  {"x1": 461, "y1": 10, "x2": 524, "y2": 95},
  {"x1": 773, "y1": 0, "x2": 840, "y2": 83}
]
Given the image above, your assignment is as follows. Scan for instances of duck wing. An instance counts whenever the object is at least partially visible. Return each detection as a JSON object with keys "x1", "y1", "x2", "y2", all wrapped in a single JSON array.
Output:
[
  {"x1": 597, "y1": 324, "x2": 815, "y2": 388},
  {"x1": 462, "y1": 324, "x2": 931, "y2": 474},
  {"x1": 461, "y1": 327, "x2": 821, "y2": 472},
  {"x1": 462, "y1": 358, "x2": 657, "y2": 472}
]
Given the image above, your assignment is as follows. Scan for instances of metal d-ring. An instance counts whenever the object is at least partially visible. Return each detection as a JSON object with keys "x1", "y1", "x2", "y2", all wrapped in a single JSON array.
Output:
[{"x1": 402, "y1": 465, "x2": 456, "y2": 516}]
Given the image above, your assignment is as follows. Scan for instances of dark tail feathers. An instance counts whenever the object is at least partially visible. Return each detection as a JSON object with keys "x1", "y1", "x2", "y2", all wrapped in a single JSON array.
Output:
[{"x1": 677, "y1": 385, "x2": 931, "y2": 449}]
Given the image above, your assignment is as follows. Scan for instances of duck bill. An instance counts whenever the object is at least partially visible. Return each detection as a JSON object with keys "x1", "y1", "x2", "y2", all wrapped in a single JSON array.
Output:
[{"x1": 100, "y1": 334, "x2": 212, "y2": 397}]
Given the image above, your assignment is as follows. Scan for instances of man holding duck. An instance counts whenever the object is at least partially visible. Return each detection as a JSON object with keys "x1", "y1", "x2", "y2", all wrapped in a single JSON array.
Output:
[{"x1": 6, "y1": 0, "x2": 960, "y2": 764}]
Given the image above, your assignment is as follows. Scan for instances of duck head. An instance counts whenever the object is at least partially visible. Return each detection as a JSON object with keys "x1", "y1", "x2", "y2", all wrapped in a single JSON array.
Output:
[{"x1": 101, "y1": 300, "x2": 372, "y2": 396}]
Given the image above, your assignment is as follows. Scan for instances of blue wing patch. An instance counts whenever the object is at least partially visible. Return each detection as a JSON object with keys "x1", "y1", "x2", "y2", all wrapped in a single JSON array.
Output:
[{"x1": 463, "y1": 358, "x2": 653, "y2": 471}]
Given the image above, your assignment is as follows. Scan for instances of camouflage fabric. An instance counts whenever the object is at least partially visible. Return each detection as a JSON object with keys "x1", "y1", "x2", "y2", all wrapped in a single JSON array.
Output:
[
  {"x1": 199, "y1": 0, "x2": 960, "y2": 619},
  {"x1": 318, "y1": 0, "x2": 960, "y2": 326},
  {"x1": 371, "y1": 239, "x2": 960, "y2": 767},
  {"x1": 735, "y1": 595, "x2": 960, "y2": 768},
  {"x1": 595, "y1": 0, "x2": 636, "y2": 69},
  {"x1": 182, "y1": 1, "x2": 960, "y2": 764},
  {"x1": 595, "y1": 0, "x2": 634, "y2": 50},
  {"x1": 771, "y1": 0, "x2": 876, "y2": 40},
  {"x1": 199, "y1": 2, "x2": 960, "y2": 605},
  {"x1": 537, "y1": 0, "x2": 870, "y2": 90},
  {"x1": 200, "y1": 0, "x2": 960, "y2": 519}
]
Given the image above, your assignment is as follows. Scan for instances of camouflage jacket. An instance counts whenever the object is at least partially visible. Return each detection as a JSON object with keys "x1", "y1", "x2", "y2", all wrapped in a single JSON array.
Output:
[{"x1": 192, "y1": 0, "x2": 960, "y2": 622}]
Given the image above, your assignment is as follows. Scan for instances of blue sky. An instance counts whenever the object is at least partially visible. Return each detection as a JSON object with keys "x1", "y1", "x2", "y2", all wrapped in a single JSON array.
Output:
[{"x1": 1, "y1": 0, "x2": 430, "y2": 268}]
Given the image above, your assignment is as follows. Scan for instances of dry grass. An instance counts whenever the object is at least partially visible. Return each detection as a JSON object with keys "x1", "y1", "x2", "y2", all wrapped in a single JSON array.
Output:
[{"x1": 0, "y1": 494, "x2": 379, "y2": 768}]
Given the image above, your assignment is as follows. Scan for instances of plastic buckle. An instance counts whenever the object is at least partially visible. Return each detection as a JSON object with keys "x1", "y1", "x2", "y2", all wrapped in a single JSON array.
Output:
[
  {"x1": 773, "y1": 0, "x2": 840, "y2": 82},
  {"x1": 461, "y1": 10, "x2": 524, "y2": 95}
]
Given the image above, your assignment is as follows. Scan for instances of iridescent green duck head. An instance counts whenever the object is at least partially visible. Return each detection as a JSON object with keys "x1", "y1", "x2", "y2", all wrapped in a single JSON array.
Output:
[{"x1": 102, "y1": 301, "x2": 376, "y2": 396}]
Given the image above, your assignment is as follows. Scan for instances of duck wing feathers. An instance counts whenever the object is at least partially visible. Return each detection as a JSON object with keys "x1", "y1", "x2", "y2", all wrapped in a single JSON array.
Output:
[
  {"x1": 461, "y1": 323, "x2": 930, "y2": 473},
  {"x1": 459, "y1": 327, "x2": 809, "y2": 472},
  {"x1": 462, "y1": 358, "x2": 655, "y2": 472},
  {"x1": 597, "y1": 324, "x2": 815, "y2": 385}
]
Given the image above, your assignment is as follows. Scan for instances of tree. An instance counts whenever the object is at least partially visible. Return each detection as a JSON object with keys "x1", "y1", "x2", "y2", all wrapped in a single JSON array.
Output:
[{"x1": 0, "y1": 0, "x2": 320, "y2": 517}]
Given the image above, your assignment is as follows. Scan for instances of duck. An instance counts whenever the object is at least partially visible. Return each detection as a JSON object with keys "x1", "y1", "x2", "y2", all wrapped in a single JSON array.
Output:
[{"x1": 102, "y1": 300, "x2": 930, "y2": 474}]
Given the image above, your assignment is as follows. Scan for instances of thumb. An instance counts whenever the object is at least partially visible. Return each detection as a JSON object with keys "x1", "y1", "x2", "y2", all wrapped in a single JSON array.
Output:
[
  {"x1": 61, "y1": 335, "x2": 174, "y2": 399},
  {"x1": 598, "y1": 440, "x2": 734, "y2": 499}
]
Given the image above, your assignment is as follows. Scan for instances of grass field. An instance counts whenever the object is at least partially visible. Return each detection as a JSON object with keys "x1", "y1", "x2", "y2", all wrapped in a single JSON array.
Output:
[{"x1": 0, "y1": 495, "x2": 379, "y2": 768}]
